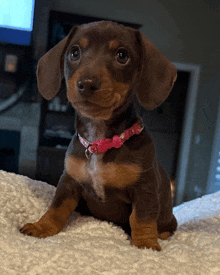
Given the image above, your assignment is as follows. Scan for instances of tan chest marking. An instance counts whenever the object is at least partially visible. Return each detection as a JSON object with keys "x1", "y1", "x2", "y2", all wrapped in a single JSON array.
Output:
[
  {"x1": 65, "y1": 155, "x2": 142, "y2": 189},
  {"x1": 65, "y1": 155, "x2": 90, "y2": 182},
  {"x1": 97, "y1": 162, "x2": 142, "y2": 188}
]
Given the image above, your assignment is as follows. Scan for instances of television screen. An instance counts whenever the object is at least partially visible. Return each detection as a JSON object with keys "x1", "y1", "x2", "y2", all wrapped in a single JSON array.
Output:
[{"x1": 0, "y1": 0, "x2": 35, "y2": 45}]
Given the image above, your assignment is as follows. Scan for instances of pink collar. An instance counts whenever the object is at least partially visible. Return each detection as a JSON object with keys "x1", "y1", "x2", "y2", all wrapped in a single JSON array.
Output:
[{"x1": 78, "y1": 117, "x2": 144, "y2": 159}]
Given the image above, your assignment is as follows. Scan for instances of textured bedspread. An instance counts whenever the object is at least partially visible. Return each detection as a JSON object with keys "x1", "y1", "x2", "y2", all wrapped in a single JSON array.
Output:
[{"x1": 0, "y1": 170, "x2": 220, "y2": 274}]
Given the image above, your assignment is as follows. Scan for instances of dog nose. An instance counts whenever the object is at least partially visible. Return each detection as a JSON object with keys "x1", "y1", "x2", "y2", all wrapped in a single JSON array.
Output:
[{"x1": 77, "y1": 76, "x2": 101, "y2": 96}]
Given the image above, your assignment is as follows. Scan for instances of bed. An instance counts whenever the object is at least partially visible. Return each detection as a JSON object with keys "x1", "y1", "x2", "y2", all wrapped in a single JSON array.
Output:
[{"x1": 0, "y1": 170, "x2": 220, "y2": 274}]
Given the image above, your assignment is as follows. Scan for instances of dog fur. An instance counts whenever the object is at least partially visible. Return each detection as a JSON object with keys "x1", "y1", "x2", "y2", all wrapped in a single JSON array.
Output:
[{"x1": 20, "y1": 21, "x2": 177, "y2": 251}]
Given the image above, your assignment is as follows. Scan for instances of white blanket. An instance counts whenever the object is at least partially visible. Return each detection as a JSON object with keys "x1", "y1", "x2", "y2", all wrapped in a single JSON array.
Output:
[{"x1": 1, "y1": 170, "x2": 220, "y2": 275}]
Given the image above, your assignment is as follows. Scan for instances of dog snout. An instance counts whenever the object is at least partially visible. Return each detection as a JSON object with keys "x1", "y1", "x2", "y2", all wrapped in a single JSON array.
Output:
[{"x1": 77, "y1": 76, "x2": 101, "y2": 96}]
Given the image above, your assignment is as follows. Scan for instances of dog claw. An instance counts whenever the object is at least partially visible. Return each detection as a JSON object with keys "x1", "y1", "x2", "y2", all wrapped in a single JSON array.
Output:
[
  {"x1": 20, "y1": 223, "x2": 47, "y2": 238},
  {"x1": 20, "y1": 223, "x2": 36, "y2": 236},
  {"x1": 20, "y1": 220, "x2": 61, "y2": 238}
]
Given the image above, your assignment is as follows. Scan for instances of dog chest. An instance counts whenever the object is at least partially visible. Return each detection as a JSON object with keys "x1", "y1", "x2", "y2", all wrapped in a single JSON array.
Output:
[{"x1": 65, "y1": 154, "x2": 142, "y2": 198}]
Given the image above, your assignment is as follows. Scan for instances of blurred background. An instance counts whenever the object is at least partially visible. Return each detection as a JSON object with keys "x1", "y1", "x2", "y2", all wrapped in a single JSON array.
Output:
[{"x1": 0, "y1": 0, "x2": 219, "y2": 206}]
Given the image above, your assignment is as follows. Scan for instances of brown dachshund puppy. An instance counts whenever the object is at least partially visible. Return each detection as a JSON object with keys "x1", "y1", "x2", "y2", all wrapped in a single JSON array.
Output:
[{"x1": 20, "y1": 21, "x2": 177, "y2": 251}]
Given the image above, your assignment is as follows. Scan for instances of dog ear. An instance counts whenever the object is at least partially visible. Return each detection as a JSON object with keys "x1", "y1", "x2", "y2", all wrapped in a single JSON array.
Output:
[
  {"x1": 134, "y1": 31, "x2": 177, "y2": 110},
  {"x1": 37, "y1": 26, "x2": 78, "y2": 100}
]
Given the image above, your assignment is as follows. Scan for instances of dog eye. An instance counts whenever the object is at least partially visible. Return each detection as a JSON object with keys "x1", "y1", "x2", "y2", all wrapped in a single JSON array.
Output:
[
  {"x1": 69, "y1": 46, "x2": 80, "y2": 61},
  {"x1": 116, "y1": 48, "x2": 129, "y2": 64}
]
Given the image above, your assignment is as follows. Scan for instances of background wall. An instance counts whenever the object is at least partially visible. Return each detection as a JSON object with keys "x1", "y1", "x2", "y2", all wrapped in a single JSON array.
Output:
[{"x1": 33, "y1": 0, "x2": 220, "y2": 202}]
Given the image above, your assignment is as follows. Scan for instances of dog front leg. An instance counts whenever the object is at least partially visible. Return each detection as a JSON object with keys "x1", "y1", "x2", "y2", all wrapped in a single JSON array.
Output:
[
  {"x1": 20, "y1": 173, "x2": 80, "y2": 238},
  {"x1": 129, "y1": 165, "x2": 161, "y2": 250},
  {"x1": 129, "y1": 205, "x2": 161, "y2": 251}
]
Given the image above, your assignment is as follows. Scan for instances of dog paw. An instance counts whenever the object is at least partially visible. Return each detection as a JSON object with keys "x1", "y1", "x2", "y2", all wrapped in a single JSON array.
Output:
[
  {"x1": 20, "y1": 221, "x2": 60, "y2": 238},
  {"x1": 158, "y1": 231, "x2": 171, "y2": 240},
  {"x1": 131, "y1": 237, "x2": 162, "y2": 251}
]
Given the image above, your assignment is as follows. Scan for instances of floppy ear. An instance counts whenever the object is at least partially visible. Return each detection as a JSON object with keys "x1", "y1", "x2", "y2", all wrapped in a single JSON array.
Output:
[
  {"x1": 134, "y1": 32, "x2": 177, "y2": 110},
  {"x1": 37, "y1": 26, "x2": 78, "y2": 100}
]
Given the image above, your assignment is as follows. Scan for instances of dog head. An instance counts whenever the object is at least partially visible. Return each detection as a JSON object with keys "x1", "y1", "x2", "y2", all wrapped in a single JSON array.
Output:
[{"x1": 37, "y1": 21, "x2": 177, "y2": 120}]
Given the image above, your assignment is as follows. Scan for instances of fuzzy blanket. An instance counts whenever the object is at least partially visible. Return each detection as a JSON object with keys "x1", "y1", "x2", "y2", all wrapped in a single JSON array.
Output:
[{"x1": 1, "y1": 170, "x2": 220, "y2": 275}]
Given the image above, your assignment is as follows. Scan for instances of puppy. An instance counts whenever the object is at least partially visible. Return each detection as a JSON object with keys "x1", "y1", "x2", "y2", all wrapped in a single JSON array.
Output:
[{"x1": 20, "y1": 21, "x2": 177, "y2": 250}]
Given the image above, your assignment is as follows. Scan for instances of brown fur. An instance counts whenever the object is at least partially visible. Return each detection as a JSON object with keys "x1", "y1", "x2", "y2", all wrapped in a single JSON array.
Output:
[
  {"x1": 65, "y1": 155, "x2": 89, "y2": 182},
  {"x1": 20, "y1": 198, "x2": 78, "y2": 238},
  {"x1": 65, "y1": 154, "x2": 142, "y2": 200},
  {"x1": 20, "y1": 21, "x2": 177, "y2": 250},
  {"x1": 109, "y1": 40, "x2": 121, "y2": 50},
  {"x1": 67, "y1": 66, "x2": 130, "y2": 120},
  {"x1": 79, "y1": 37, "x2": 89, "y2": 49},
  {"x1": 66, "y1": 154, "x2": 142, "y2": 188},
  {"x1": 130, "y1": 206, "x2": 161, "y2": 250}
]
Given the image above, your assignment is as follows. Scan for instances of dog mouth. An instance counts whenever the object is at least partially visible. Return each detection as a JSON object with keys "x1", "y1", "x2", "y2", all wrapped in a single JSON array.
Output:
[
  {"x1": 73, "y1": 92, "x2": 122, "y2": 109},
  {"x1": 72, "y1": 101, "x2": 113, "y2": 120},
  {"x1": 74, "y1": 100, "x2": 111, "y2": 110},
  {"x1": 67, "y1": 83, "x2": 125, "y2": 119},
  {"x1": 71, "y1": 95, "x2": 123, "y2": 120}
]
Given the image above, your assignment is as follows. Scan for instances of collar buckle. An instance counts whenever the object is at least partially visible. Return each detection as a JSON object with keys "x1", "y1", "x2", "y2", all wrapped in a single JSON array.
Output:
[{"x1": 85, "y1": 146, "x2": 92, "y2": 159}]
